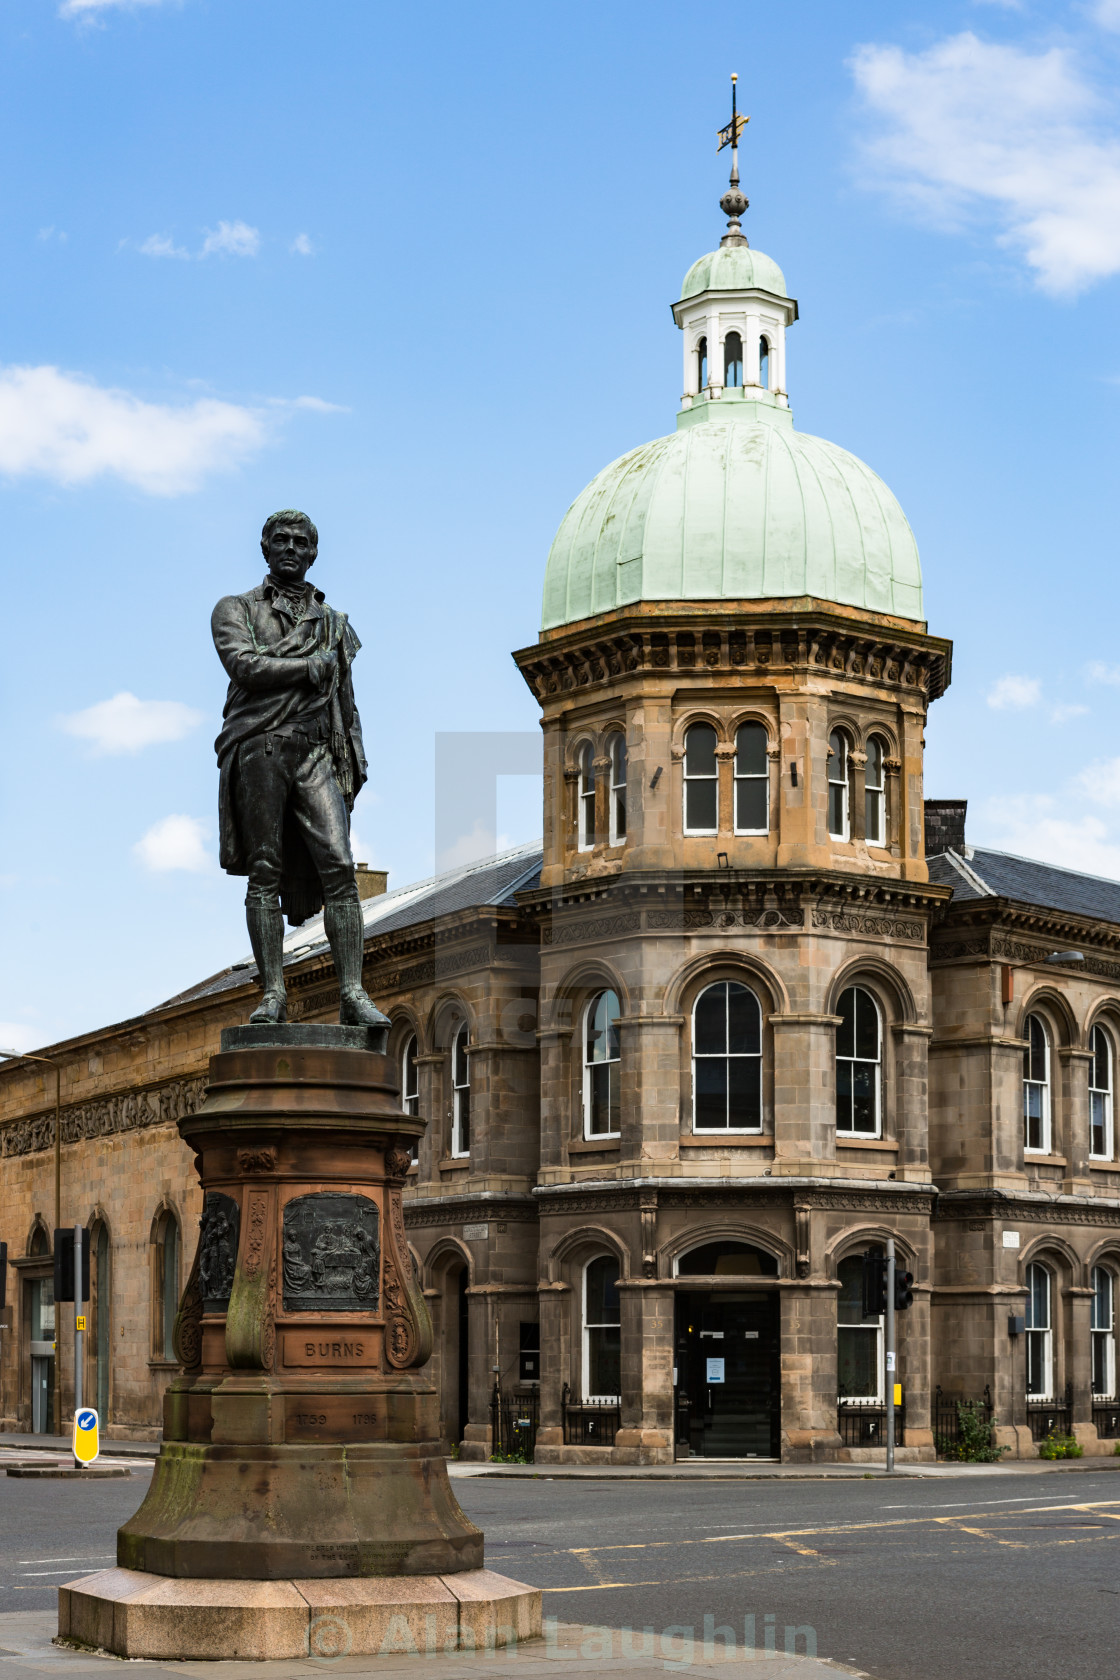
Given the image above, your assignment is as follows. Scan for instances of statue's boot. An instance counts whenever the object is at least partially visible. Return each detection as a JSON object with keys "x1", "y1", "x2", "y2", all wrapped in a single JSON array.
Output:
[
  {"x1": 246, "y1": 904, "x2": 287, "y2": 1024},
  {"x1": 326, "y1": 898, "x2": 391, "y2": 1028}
]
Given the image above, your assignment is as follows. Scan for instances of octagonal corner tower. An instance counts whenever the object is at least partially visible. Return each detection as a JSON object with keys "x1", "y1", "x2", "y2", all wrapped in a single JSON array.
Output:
[{"x1": 515, "y1": 159, "x2": 951, "y2": 893}]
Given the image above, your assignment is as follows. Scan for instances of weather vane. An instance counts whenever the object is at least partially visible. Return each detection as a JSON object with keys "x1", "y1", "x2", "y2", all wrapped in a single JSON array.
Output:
[
  {"x1": 716, "y1": 73, "x2": 749, "y2": 246},
  {"x1": 717, "y1": 72, "x2": 749, "y2": 153}
]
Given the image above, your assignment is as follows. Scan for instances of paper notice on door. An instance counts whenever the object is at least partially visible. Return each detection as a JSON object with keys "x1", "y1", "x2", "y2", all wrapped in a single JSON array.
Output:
[{"x1": 706, "y1": 1357, "x2": 726, "y2": 1383}]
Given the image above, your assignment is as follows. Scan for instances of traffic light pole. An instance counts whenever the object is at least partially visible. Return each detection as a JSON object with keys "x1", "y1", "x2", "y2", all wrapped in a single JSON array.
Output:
[
  {"x1": 885, "y1": 1237, "x2": 896, "y2": 1473},
  {"x1": 73, "y1": 1220, "x2": 83, "y2": 1469}
]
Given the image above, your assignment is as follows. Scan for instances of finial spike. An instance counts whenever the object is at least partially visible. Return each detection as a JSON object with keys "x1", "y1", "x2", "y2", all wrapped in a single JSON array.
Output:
[{"x1": 716, "y1": 74, "x2": 749, "y2": 247}]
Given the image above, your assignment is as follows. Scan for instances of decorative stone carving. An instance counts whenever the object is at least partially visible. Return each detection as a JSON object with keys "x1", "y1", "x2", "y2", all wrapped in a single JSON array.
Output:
[
  {"x1": 237, "y1": 1146, "x2": 277, "y2": 1174},
  {"x1": 173, "y1": 1246, "x2": 204, "y2": 1370},
  {"x1": 1, "y1": 1074, "x2": 206, "y2": 1159},
  {"x1": 814, "y1": 910, "x2": 924, "y2": 941},
  {"x1": 198, "y1": 1191, "x2": 240, "y2": 1313},
  {"x1": 542, "y1": 913, "x2": 642, "y2": 946},
  {"x1": 282, "y1": 1192, "x2": 380, "y2": 1312},
  {"x1": 384, "y1": 1147, "x2": 413, "y2": 1181},
  {"x1": 382, "y1": 1186, "x2": 433, "y2": 1368}
]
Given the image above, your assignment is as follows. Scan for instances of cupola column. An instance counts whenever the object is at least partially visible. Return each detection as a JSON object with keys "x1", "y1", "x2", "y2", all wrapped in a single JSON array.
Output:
[
  {"x1": 706, "y1": 309, "x2": 722, "y2": 394},
  {"x1": 746, "y1": 313, "x2": 761, "y2": 386}
]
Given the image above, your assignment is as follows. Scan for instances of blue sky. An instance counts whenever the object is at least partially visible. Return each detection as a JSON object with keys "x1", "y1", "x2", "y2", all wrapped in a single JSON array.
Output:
[{"x1": 3, "y1": 0, "x2": 1120, "y2": 1051}]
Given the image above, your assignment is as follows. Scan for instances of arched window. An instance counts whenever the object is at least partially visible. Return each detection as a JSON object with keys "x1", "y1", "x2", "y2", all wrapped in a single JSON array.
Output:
[
  {"x1": 724, "y1": 331, "x2": 743, "y2": 388},
  {"x1": 1025, "y1": 1261, "x2": 1053, "y2": 1397},
  {"x1": 828, "y1": 730, "x2": 851, "y2": 840},
  {"x1": 838, "y1": 1253, "x2": 882, "y2": 1400},
  {"x1": 1023, "y1": 1015, "x2": 1051, "y2": 1153},
  {"x1": 608, "y1": 733, "x2": 627, "y2": 845},
  {"x1": 836, "y1": 986, "x2": 881, "y2": 1136},
  {"x1": 734, "y1": 721, "x2": 768, "y2": 834},
  {"x1": 1091, "y1": 1025, "x2": 1113, "y2": 1159},
  {"x1": 693, "y1": 980, "x2": 763, "y2": 1132},
  {"x1": 697, "y1": 336, "x2": 708, "y2": 390},
  {"x1": 401, "y1": 1032, "x2": 420, "y2": 1162},
  {"x1": 1091, "y1": 1266, "x2": 1116, "y2": 1398},
  {"x1": 583, "y1": 1255, "x2": 621, "y2": 1401},
  {"x1": 29, "y1": 1224, "x2": 49, "y2": 1257},
  {"x1": 153, "y1": 1211, "x2": 179, "y2": 1362},
  {"x1": 577, "y1": 742, "x2": 596, "y2": 851},
  {"x1": 451, "y1": 1023, "x2": 471, "y2": 1158},
  {"x1": 865, "y1": 737, "x2": 886, "y2": 846},
  {"x1": 584, "y1": 989, "x2": 621, "y2": 1139},
  {"x1": 758, "y1": 336, "x2": 770, "y2": 390},
  {"x1": 677, "y1": 1241, "x2": 778, "y2": 1277},
  {"x1": 402, "y1": 1034, "x2": 419, "y2": 1116},
  {"x1": 684, "y1": 722, "x2": 718, "y2": 835}
]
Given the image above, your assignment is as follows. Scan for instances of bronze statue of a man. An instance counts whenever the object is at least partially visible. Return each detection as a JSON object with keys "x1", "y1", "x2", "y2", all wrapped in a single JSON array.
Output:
[{"x1": 212, "y1": 509, "x2": 388, "y2": 1028}]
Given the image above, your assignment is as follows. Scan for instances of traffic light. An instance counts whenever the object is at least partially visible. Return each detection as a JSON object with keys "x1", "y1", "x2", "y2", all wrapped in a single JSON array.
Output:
[
  {"x1": 894, "y1": 1268, "x2": 915, "y2": 1312},
  {"x1": 53, "y1": 1228, "x2": 90, "y2": 1303},
  {"x1": 861, "y1": 1249, "x2": 887, "y2": 1317}
]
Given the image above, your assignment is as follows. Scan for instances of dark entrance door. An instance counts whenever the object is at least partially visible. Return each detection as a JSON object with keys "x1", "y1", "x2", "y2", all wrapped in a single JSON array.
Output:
[{"x1": 675, "y1": 1291, "x2": 780, "y2": 1457}]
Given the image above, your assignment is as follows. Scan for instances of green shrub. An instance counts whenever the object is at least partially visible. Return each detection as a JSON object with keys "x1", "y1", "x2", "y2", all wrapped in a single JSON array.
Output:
[
  {"x1": 936, "y1": 1399, "x2": 1009, "y2": 1463},
  {"x1": 1038, "y1": 1431, "x2": 1083, "y2": 1459}
]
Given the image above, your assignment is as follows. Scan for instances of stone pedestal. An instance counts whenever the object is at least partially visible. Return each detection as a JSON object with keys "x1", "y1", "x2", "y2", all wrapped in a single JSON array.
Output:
[{"x1": 63, "y1": 1025, "x2": 538, "y2": 1658}]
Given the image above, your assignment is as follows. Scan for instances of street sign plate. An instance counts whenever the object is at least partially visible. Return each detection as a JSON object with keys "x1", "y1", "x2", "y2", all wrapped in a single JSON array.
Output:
[{"x1": 73, "y1": 1407, "x2": 99, "y2": 1465}]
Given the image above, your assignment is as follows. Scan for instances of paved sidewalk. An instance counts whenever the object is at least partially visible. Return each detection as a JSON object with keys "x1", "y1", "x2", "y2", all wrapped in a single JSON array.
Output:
[
  {"x1": 0, "y1": 1609, "x2": 866, "y2": 1679},
  {"x1": 3, "y1": 1433, "x2": 1119, "y2": 1480}
]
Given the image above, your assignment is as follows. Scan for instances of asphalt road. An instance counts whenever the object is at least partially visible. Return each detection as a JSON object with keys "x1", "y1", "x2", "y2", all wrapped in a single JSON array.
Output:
[{"x1": 2, "y1": 1465, "x2": 1119, "y2": 1680}]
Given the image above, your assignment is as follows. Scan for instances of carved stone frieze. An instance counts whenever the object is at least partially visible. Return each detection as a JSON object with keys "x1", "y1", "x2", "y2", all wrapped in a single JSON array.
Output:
[
  {"x1": 404, "y1": 1199, "x2": 538, "y2": 1228},
  {"x1": 814, "y1": 910, "x2": 924, "y2": 941},
  {"x1": 542, "y1": 913, "x2": 642, "y2": 946},
  {"x1": 935, "y1": 1199, "x2": 1120, "y2": 1228},
  {"x1": 1, "y1": 1074, "x2": 207, "y2": 1159},
  {"x1": 535, "y1": 1191, "x2": 641, "y2": 1214}
]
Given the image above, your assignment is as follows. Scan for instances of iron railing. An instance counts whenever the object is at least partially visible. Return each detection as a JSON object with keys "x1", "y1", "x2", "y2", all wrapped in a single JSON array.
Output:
[
  {"x1": 1027, "y1": 1381, "x2": 1073, "y2": 1443},
  {"x1": 489, "y1": 1388, "x2": 539, "y2": 1460},
  {"x1": 837, "y1": 1394, "x2": 905, "y2": 1448},
  {"x1": 561, "y1": 1382, "x2": 621, "y2": 1446},
  {"x1": 1092, "y1": 1398, "x2": 1120, "y2": 1440},
  {"x1": 933, "y1": 1384, "x2": 994, "y2": 1456}
]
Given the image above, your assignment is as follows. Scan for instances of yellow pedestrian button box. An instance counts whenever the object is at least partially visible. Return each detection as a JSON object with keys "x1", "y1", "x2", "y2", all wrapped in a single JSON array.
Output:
[
  {"x1": 76, "y1": 1315, "x2": 87, "y2": 1332},
  {"x1": 73, "y1": 1408, "x2": 99, "y2": 1465},
  {"x1": 893, "y1": 1383, "x2": 902, "y2": 1407}
]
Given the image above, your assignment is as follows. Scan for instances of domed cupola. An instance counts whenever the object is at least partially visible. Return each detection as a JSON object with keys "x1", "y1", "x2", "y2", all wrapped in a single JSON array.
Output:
[{"x1": 541, "y1": 80, "x2": 924, "y2": 633}]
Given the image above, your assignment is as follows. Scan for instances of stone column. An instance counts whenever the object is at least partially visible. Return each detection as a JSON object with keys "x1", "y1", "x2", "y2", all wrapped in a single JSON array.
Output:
[
  {"x1": 780, "y1": 1282, "x2": 842, "y2": 1461},
  {"x1": 612, "y1": 1282, "x2": 674, "y2": 1465},
  {"x1": 1067, "y1": 1284, "x2": 1097, "y2": 1448},
  {"x1": 893, "y1": 1024, "x2": 933, "y2": 1179},
  {"x1": 1060, "y1": 1048, "x2": 1093, "y2": 1192},
  {"x1": 770, "y1": 1016, "x2": 841, "y2": 1173}
]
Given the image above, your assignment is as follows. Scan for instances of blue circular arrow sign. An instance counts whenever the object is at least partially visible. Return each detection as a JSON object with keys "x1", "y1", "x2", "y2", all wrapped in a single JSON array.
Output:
[{"x1": 77, "y1": 1410, "x2": 96, "y2": 1430}]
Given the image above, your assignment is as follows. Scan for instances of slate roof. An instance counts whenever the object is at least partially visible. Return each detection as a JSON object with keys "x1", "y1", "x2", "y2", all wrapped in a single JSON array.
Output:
[
  {"x1": 928, "y1": 846, "x2": 1120, "y2": 929},
  {"x1": 161, "y1": 840, "x2": 544, "y2": 1009}
]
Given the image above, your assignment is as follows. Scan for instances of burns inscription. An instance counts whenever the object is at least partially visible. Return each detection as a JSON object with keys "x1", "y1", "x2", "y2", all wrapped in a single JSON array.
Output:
[{"x1": 282, "y1": 1192, "x2": 380, "y2": 1312}]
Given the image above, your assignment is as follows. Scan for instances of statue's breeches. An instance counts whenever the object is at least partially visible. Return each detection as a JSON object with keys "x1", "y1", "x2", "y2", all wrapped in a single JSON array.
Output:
[{"x1": 235, "y1": 733, "x2": 357, "y2": 910}]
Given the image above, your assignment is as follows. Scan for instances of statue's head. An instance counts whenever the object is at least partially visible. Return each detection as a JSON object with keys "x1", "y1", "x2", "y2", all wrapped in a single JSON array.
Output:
[{"x1": 261, "y1": 509, "x2": 318, "y2": 583}]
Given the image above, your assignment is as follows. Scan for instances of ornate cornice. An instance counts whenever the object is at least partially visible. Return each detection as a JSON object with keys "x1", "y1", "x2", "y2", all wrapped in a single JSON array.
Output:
[
  {"x1": 1, "y1": 1074, "x2": 207, "y2": 1160},
  {"x1": 512, "y1": 600, "x2": 952, "y2": 704}
]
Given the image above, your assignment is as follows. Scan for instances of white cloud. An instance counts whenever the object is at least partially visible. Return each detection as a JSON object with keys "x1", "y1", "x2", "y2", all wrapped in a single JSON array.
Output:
[
  {"x1": 0, "y1": 1024, "x2": 44, "y2": 1054},
  {"x1": 1076, "y1": 755, "x2": 1120, "y2": 807},
  {"x1": 140, "y1": 233, "x2": 189, "y2": 260},
  {"x1": 59, "y1": 691, "x2": 203, "y2": 755},
  {"x1": 985, "y1": 799, "x2": 1120, "y2": 879},
  {"x1": 134, "y1": 815, "x2": 212, "y2": 873},
  {"x1": 1093, "y1": 1, "x2": 1120, "y2": 29},
  {"x1": 290, "y1": 233, "x2": 314, "y2": 257},
  {"x1": 1050, "y1": 702, "x2": 1090, "y2": 724},
  {"x1": 60, "y1": 0, "x2": 171, "y2": 14},
  {"x1": 1087, "y1": 660, "x2": 1120, "y2": 685},
  {"x1": 850, "y1": 32, "x2": 1120, "y2": 294},
  {"x1": 986, "y1": 673, "x2": 1040, "y2": 710},
  {"x1": 0, "y1": 364, "x2": 264, "y2": 494},
  {"x1": 201, "y1": 220, "x2": 260, "y2": 259}
]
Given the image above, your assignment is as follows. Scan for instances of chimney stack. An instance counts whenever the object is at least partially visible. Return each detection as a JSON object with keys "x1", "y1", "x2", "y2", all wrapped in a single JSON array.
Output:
[
  {"x1": 354, "y1": 863, "x2": 388, "y2": 902},
  {"x1": 924, "y1": 800, "x2": 967, "y2": 858}
]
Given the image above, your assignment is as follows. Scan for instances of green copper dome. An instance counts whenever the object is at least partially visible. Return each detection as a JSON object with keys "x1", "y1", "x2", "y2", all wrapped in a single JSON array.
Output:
[
  {"x1": 541, "y1": 405, "x2": 924, "y2": 631},
  {"x1": 680, "y1": 244, "x2": 788, "y2": 300}
]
